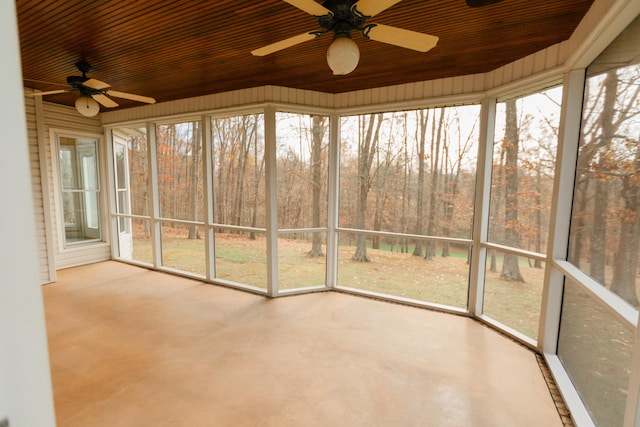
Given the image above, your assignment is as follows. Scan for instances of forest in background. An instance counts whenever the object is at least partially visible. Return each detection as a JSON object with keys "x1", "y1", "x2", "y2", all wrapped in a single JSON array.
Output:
[{"x1": 114, "y1": 71, "x2": 640, "y2": 309}]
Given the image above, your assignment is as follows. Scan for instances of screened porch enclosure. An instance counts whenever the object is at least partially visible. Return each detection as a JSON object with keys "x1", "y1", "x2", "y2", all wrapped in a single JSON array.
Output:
[
  {"x1": 109, "y1": 96, "x2": 562, "y2": 341},
  {"x1": 72, "y1": 8, "x2": 639, "y2": 427}
]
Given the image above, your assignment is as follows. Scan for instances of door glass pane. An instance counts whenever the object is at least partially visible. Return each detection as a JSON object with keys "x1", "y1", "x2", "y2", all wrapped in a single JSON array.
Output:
[
  {"x1": 117, "y1": 190, "x2": 131, "y2": 232},
  {"x1": 115, "y1": 143, "x2": 127, "y2": 191},
  {"x1": 111, "y1": 127, "x2": 149, "y2": 217},
  {"x1": 84, "y1": 190, "x2": 99, "y2": 229}
]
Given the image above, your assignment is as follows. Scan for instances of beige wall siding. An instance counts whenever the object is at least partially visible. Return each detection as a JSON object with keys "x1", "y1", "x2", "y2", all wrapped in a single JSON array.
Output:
[
  {"x1": 41, "y1": 102, "x2": 110, "y2": 270},
  {"x1": 23, "y1": 91, "x2": 53, "y2": 283},
  {"x1": 24, "y1": 90, "x2": 110, "y2": 276}
]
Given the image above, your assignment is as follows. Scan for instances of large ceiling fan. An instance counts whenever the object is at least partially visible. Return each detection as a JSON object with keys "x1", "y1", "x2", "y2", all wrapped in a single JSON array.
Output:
[
  {"x1": 28, "y1": 61, "x2": 156, "y2": 117},
  {"x1": 251, "y1": 0, "x2": 504, "y2": 75}
]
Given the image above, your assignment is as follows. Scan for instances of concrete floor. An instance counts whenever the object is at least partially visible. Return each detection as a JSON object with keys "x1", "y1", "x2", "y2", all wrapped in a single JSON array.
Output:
[{"x1": 43, "y1": 261, "x2": 564, "y2": 427}]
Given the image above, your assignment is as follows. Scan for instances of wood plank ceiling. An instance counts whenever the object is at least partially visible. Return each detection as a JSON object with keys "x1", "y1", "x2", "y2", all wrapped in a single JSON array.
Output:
[{"x1": 17, "y1": 0, "x2": 595, "y2": 110}]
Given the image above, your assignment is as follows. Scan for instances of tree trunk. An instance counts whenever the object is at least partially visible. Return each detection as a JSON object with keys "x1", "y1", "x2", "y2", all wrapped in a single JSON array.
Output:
[
  {"x1": 590, "y1": 178, "x2": 608, "y2": 283},
  {"x1": 352, "y1": 114, "x2": 382, "y2": 262},
  {"x1": 413, "y1": 110, "x2": 428, "y2": 257},
  {"x1": 426, "y1": 108, "x2": 444, "y2": 260},
  {"x1": 372, "y1": 192, "x2": 381, "y2": 250},
  {"x1": 251, "y1": 116, "x2": 264, "y2": 240},
  {"x1": 308, "y1": 115, "x2": 326, "y2": 257},
  {"x1": 590, "y1": 72, "x2": 617, "y2": 284},
  {"x1": 441, "y1": 125, "x2": 456, "y2": 259},
  {"x1": 533, "y1": 163, "x2": 542, "y2": 268},
  {"x1": 489, "y1": 249, "x2": 497, "y2": 272},
  {"x1": 188, "y1": 122, "x2": 201, "y2": 239},
  {"x1": 501, "y1": 99, "x2": 524, "y2": 282},
  {"x1": 569, "y1": 177, "x2": 588, "y2": 267}
]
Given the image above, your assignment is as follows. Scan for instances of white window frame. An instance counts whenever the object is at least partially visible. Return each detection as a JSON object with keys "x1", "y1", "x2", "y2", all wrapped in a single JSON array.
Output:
[{"x1": 50, "y1": 129, "x2": 108, "y2": 252}]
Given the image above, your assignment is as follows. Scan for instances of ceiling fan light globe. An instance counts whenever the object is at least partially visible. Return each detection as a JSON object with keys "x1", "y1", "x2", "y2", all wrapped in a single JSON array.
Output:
[
  {"x1": 75, "y1": 96, "x2": 100, "y2": 117},
  {"x1": 327, "y1": 37, "x2": 360, "y2": 75}
]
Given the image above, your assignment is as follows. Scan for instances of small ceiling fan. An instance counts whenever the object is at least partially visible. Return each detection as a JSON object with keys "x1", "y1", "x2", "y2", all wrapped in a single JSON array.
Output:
[
  {"x1": 251, "y1": 0, "x2": 503, "y2": 75},
  {"x1": 28, "y1": 61, "x2": 156, "y2": 116}
]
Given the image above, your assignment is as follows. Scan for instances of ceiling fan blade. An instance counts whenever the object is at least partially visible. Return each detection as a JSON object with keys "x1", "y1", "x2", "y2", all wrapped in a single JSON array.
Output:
[
  {"x1": 251, "y1": 32, "x2": 317, "y2": 56},
  {"x1": 83, "y1": 78, "x2": 111, "y2": 90},
  {"x1": 353, "y1": 0, "x2": 403, "y2": 17},
  {"x1": 92, "y1": 94, "x2": 119, "y2": 108},
  {"x1": 366, "y1": 24, "x2": 439, "y2": 52},
  {"x1": 24, "y1": 78, "x2": 68, "y2": 87},
  {"x1": 283, "y1": 0, "x2": 331, "y2": 16},
  {"x1": 106, "y1": 90, "x2": 156, "y2": 104},
  {"x1": 466, "y1": 0, "x2": 503, "y2": 7},
  {"x1": 28, "y1": 89, "x2": 69, "y2": 96}
]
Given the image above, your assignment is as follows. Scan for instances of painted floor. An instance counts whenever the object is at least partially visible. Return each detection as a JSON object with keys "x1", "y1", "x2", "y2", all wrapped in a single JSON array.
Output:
[{"x1": 43, "y1": 261, "x2": 564, "y2": 427}]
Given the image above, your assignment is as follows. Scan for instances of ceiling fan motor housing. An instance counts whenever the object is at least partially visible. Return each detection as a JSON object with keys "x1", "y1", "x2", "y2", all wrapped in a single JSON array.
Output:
[
  {"x1": 316, "y1": 0, "x2": 369, "y2": 38},
  {"x1": 67, "y1": 75, "x2": 99, "y2": 97}
]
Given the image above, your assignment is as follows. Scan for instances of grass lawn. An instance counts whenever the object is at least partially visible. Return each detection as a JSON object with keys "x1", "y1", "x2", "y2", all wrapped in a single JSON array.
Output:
[{"x1": 128, "y1": 231, "x2": 546, "y2": 339}]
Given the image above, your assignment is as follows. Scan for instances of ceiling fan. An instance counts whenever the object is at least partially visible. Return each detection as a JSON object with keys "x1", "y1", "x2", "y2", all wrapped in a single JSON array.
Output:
[
  {"x1": 28, "y1": 61, "x2": 156, "y2": 117},
  {"x1": 251, "y1": 0, "x2": 504, "y2": 75}
]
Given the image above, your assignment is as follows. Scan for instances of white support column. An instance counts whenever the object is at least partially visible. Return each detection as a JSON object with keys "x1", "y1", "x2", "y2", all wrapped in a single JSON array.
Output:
[
  {"x1": 468, "y1": 97, "x2": 496, "y2": 316},
  {"x1": 539, "y1": 69, "x2": 585, "y2": 353},
  {"x1": 146, "y1": 122, "x2": 162, "y2": 268},
  {"x1": 325, "y1": 113, "x2": 340, "y2": 289},
  {"x1": 264, "y1": 105, "x2": 279, "y2": 296},
  {"x1": 104, "y1": 128, "x2": 119, "y2": 259},
  {"x1": 0, "y1": 1, "x2": 56, "y2": 425},
  {"x1": 201, "y1": 115, "x2": 216, "y2": 281}
]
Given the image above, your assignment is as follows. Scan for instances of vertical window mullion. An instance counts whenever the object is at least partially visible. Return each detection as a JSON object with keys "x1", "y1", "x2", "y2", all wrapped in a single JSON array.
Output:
[
  {"x1": 146, "y1": 122, "x2": 162, "y2": 268},
  {"x1": 105, "y1": 129, "x2": 119, "y2": 259},
  {"x1": 325, "y1": 113, "x2": 340, "y2": 289},
  {"x1": 202, "y1": 115, "x2": 216, "y2": 281},
  {"x1": 540, "y1": 69, "x2": 585, "y2": 354},
  {"x1": 264, "y1": 105, "x2": 279, "y2": 296},
  {"x1": 468, "y1": 97, "x2": 496, "y2": 316}
]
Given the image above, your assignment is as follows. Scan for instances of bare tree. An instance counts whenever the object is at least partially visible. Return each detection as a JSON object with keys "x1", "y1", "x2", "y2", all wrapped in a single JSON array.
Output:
[
  {"x1": 425, "y1": 108, "x2": 445, "y2": 260},
  {"x1": 187, "y1": 122, "x2": 201, "y2": 239},
  {"x1": 250, "y1": 115, "x2": 265, "y2": 239},
  {"x1": 309, "y1": 115, "x2": 327, "y2": 257},
  {"x1": 412, "y1": 109, "x2": 428, "y2": 257},
  {"x1": 501, "y1": 99, "x2": 524, "y2": 282},
  {"x1": 353, "y1": 113, "x2": 383, "y2": 262},
  {"x1": 589, "y1": 71, "x2": 617, "y2": 283},
  {"x1": 442, "y1": 111, "x2": 478, "y2": 257}
]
